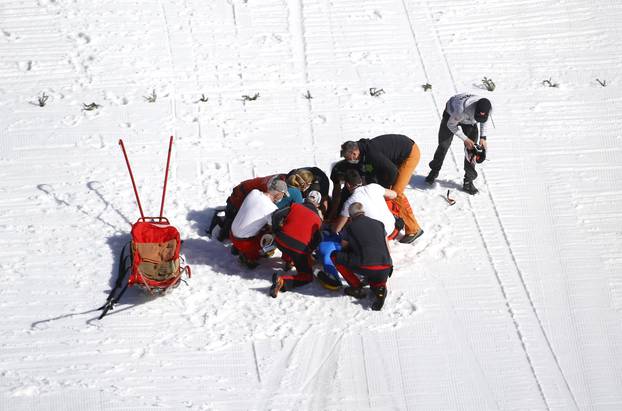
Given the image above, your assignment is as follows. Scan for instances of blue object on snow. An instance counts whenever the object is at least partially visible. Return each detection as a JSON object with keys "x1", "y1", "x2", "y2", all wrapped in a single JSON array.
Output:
[{"x1": 318, "y1": 232, "x2": 342, "y2": 280}]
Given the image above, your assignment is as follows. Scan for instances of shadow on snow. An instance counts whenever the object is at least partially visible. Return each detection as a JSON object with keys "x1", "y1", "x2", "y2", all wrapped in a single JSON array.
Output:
[{"x1": 184, "y1": 208, "x2": 348, "y2": 301}]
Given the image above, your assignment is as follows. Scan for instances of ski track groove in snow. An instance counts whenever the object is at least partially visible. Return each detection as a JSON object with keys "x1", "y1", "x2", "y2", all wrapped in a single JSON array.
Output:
[
  {"x1": 399, "y1": 0, "x2": 606, "y2": 409},
  {"x1": 400, "y1": 0, "x2": 550, "y2": 407},
  {"x1": 159, "y1": 0, "x2": 178, "y2": 138},
  {"x1": 288, "y1": 0, "x2": 317, "y2": 164},
  {"x1": 423, "y1": 1, "x2": 622, "y2": 409},
  {"x1": 479, "y1": 174, "x2": 581, "y2": 410},
  {"x1": 1, "y1": 0, "x2": 621, "y2": 409}
]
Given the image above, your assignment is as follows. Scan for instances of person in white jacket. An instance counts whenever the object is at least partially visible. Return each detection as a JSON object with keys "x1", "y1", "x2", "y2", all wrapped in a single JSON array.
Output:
[{"x1": 425, "y1": 93, "x2": 492, "y2": 194}]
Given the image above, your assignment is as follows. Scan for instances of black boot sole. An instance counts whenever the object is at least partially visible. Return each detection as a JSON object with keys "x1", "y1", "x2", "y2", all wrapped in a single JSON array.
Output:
[{"x1": 371, "y1": 287, "x2": 387, "y2": 311}]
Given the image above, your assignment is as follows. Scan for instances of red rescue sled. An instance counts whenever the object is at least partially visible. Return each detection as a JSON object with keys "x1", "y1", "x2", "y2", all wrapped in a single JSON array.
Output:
[{"x1": 98, "y1": 136, "x2": 190, "y2": 319}]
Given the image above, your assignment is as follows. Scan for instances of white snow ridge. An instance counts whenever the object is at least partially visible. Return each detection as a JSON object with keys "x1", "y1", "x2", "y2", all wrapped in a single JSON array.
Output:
[{"x1": 1, "y1": 0, "x2": 621, "y2": 410}]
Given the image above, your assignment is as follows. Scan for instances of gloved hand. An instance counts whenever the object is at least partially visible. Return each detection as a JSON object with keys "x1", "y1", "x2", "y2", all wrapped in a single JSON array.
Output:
[{"x1": 464, "y1": 138, "x2": 475, "y2": 150}]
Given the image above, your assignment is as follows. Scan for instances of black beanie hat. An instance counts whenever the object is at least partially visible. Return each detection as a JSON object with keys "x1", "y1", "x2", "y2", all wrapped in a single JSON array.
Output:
[{"x1": 474, "y1": 98, "x2": 491, "y2": 122}]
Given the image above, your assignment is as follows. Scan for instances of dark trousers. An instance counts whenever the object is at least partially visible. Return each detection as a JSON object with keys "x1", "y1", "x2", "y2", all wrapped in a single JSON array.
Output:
[
  {"x1": 217, "y1": 201, "x2": 238, "y2": 241},
  {"x1": 278, "y1": 247, "x2": 314, "y2": 290},
  {"x1": 429, "y1": 111, "x2": 479, "y2": 182}
]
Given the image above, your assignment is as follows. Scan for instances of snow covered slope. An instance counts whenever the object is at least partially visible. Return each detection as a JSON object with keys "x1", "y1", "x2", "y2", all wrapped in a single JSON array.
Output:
[{"x1": 1, "y1": 0, "x2": 621, "y2": 409}]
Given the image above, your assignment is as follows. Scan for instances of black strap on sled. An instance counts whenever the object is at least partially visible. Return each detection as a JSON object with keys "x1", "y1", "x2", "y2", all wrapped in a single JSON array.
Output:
[{"x1": 98, "y1": 241, "x2": 132, "y2": 319}]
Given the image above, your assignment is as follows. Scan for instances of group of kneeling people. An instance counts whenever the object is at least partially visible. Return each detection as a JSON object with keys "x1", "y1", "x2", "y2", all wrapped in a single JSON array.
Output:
[
  {"x1": 208, "y1": 93, "x2": 492, "y2": 311},
  {"x1": 209, "y1": 133, "x2": 424, "y2": 311}
]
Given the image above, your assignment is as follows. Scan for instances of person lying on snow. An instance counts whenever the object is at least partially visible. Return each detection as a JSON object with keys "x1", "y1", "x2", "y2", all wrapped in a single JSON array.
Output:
[
  {"x1": 210, "y1": 174, "x2": 302, "y2": 242},
  {"x1": 269, "y1": 190, "x2": 323, "y2": 298},
  {"x1": 338, "y1": 134, "x2": 423, "y2": 244},
  {"x1": 229, "y1": 179, "x2": 289, "y2": 269},
  {"x1": 331, "y1": 202, "x2": 393, "y2": 311}
]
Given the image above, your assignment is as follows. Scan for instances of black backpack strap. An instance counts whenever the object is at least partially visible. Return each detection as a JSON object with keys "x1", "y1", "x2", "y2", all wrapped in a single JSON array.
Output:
[{"x1": 97, "y1": 241, "x2": 132, "y2": 319}]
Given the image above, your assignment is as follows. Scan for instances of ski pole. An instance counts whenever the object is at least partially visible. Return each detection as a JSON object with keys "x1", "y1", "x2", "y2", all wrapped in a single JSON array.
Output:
[
  {"x1": 159, "y1": 135, "x2": 173, "y2": 219},
  {"x1": 118, "y1": 139, "x2": 145, "y2": 219}
]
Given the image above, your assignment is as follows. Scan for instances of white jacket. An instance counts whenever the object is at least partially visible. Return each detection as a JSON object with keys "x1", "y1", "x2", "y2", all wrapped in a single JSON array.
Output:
[
  {"x1": 231, "y1": 189, "x2": 277, "y2": 238},
  {"x1": 340, "y1": 183, "x2": 395, "y2": 236},
  {"x1": 445, "y1": 93, "x2": 491, "y2": 141}
]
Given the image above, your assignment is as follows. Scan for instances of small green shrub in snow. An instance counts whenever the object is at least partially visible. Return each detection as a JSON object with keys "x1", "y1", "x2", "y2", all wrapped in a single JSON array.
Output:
[
  {"x1": 542, "y1": 78, "x2": 559, "y2": 88},
  {"x1": 481, "y1": 77, "x2": 496, "y2": 91},
  {"x1": 241, "y1": 93, "x2": 260, "y2": 102},
  {"x1": 369, "y1": 87, "x2": 385, "y2": 97},
  {"x1": 144, "y1": 90, "x2": 157, "y2": 102},
  {"x1": 37, "y1": 92, "x2": 49, "y2": 107},
  {"x1": 82, "y1": 102, "x2": 100, "y2": 111}
]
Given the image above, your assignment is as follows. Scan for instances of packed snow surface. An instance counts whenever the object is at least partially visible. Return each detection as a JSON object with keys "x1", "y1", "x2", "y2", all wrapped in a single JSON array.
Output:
[{"x1": 1, "y1": 0, "x2": 621, "y2": 410}]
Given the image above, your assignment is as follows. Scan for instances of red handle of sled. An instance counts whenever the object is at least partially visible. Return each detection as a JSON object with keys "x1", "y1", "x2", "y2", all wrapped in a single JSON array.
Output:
[
  {"x1": 119, "y1": 139, "x2": 145, "y2": 219},
  {"x1": 137, "y1": 216, "x2": 171, "y2": 224},
  {"x1": 159, "y1": 136, "x2": 173, "y2": 218}
]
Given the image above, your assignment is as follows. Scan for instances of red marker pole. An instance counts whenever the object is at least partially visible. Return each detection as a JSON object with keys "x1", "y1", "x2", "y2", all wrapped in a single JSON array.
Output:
[{"x1": 159, "y1": 136, "x2": 173, "y2": 219}]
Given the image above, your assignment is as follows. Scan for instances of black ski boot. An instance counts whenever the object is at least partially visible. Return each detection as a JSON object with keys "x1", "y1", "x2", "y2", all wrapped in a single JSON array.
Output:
[
  {"x1": 399, "y1": 228, "x2": 424, "y2": 244},
  {"x1": 217, "y1": 218, "x2": 232, "y2": 242},
  {"x1": 425, "y1": 170, "x2": 439, "y2": 185},
  {"x1": 317, "y1": 270, "x2": 342, "y2": 290},
  {"x1": 462, "y1": 180, "x2": 479, "y2": 195},
  {"x1": 371, "y1": 286, "x2": 387, "y2": 311},
  {"x1": 239, "y1": 254, "x2": 259, "y2": 269},
  {"x1": 206, "y1": 211, "x2": 225, "y2": 238},
  {"x1": 270, "y1": 272, "x2": 285, "y2": 298}
]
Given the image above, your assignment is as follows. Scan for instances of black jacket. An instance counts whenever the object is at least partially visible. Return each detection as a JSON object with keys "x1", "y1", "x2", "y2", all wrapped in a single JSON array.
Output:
[
  {"x1": 330, "y1": 159, "x2": 377, "y2": 187},
  {"x1": 357, "y1": 134, "x2": 414, "y2": 188},
  {"x1": 335, "y1": 215, "x2": 392, "y2": 268}
]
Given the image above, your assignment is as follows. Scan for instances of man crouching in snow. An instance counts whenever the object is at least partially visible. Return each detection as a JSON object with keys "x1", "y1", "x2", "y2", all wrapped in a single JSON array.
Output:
[
  {"x1": 331, "y1": 202, "x2": 393, "y2": 311},
  {"x1": 229, "y1": 179, "x2": 288, "y2": 269},
  {"x1": 269, "y1": 191, "x2": 323, "y2": 298}
]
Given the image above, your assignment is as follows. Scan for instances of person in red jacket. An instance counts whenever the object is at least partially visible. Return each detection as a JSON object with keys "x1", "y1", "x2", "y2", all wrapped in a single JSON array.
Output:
[{"x1": 269, "y1": 191, "x2": 323, "y2": 298}]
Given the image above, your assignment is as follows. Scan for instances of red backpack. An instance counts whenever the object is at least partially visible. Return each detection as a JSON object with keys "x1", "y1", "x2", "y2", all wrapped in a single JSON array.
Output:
[
  {"x1": 129, "y1": 217, "x2": 188, "y2": 291},
  {"x1": 98, "y1": 137, "x2": 190, "y2": 319}
]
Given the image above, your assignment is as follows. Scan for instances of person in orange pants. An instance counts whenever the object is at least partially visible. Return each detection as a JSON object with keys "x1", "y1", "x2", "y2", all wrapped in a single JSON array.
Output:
[{"x1": 339, "y1": 134, "x2": 423, "y2": 243}]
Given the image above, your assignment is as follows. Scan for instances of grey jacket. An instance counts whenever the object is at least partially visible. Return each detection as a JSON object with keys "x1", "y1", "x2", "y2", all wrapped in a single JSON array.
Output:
[{"x1": 445, "y1": 93, "x2": 491, "y2": 141}]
